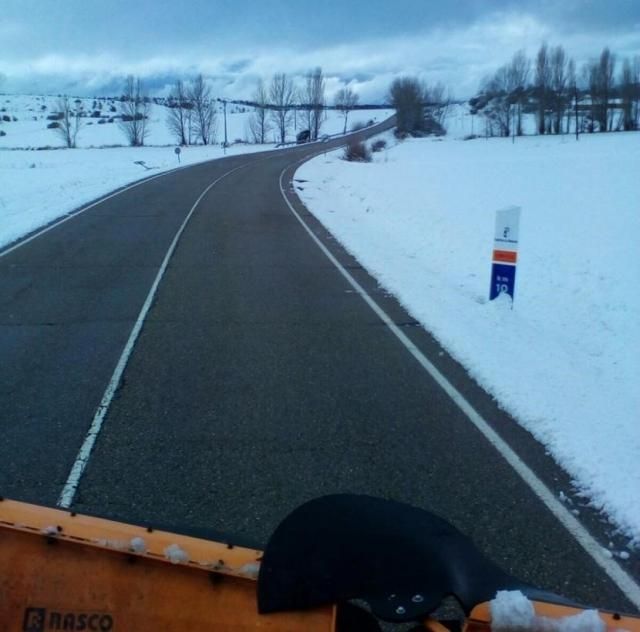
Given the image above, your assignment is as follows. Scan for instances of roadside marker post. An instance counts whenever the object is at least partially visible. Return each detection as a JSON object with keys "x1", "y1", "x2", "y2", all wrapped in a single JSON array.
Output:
[
  {"x1": 490, "y1": 206, "x2": 521, "y2": 302},
  {"x1": 175, "y1": 147, "x2": 181, "y2": 164}
]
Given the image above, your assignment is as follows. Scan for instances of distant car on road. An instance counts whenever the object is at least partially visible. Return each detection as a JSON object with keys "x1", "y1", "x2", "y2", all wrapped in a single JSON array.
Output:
[{"x1": 296, "y1": 129, "x2": 310, "y2": 144}]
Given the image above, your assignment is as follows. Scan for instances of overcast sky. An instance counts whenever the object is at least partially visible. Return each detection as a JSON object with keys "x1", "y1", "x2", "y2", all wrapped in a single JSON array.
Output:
[{"x1": 1, "y1": 0, "x2": 639, "y2": 100}]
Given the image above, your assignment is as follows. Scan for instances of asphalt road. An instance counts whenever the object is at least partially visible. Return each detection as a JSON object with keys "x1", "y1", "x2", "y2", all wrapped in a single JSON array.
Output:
[{"x1": 1, "y1": 120, "x2": 638, "y2": 615}]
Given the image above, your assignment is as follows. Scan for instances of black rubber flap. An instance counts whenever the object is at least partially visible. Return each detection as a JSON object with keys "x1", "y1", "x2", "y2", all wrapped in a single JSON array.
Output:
[{"x1": 258, "y1": 494, "x2": 526, "y2": 622}]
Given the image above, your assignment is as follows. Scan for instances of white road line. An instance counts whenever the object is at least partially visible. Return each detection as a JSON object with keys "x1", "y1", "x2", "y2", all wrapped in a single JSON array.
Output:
[
  {"x1": 278, "y1": 163, "x2": 640, "y2": 610},
  {"x1": 0, "y1": 117, "x2": 393, "y2": 261},
  {"x1": 57, "y1": 160, "x2": 253, "y2": 509},
  {"x1": 0, "y1": 164, "x2": 190, "y2": 260}
]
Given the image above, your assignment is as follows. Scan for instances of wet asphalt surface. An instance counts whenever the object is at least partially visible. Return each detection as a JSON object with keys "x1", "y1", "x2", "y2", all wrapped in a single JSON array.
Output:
[{"x1": 1, "y1": 119, "x2": 637, "y2": 614}]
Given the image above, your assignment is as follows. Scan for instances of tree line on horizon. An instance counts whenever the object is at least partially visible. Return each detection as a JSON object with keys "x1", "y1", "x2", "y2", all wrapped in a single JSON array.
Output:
[
  {"x1": 165, "y1": 67, "x2": 362, "y2": 146},
  {"x1": 469, "y1": 44, "x2": 640, "y2": 138},
  {"x1": 47, "y1": 67, "x2": 363, "y2": 148},
  {"x1": 44, "y1": 43, "x2": 640, "y2": 149}
]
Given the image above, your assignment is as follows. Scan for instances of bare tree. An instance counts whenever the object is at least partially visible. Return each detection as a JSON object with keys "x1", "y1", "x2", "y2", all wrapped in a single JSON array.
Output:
[
  {"x1": 302, "y1": 67, "x2": 326, "y2": 140},
  {"x1": 55, "y1": 96, "x2": 84, "y2": 148},
  {"x1": 389, "y1": 77, "x2": 425, "y2": 135},
  {"x1": 269, "y1": 73, "x2": 295, "y2": 144},
  {"x1": 634, "y1": 56, "x2": 640, "y2": 130},
  {"x1": 566, "y1": 58, "x2": 582, "y2": 138},
  {"x1": 185, "y1": 103, "x2": 194, "y2": 145},
  {"x1": 334, "y1": 86, "x2": 359, "y2": 134},
  {"x1": 599, "y1": 47, "x2": 616, "y2": 131},
  {"x1": 550, "y1": 45, "x2": 569, "y2": 133},
  {"x1": 166, "y1": 79, "x2": 191, "y2": 145},
  {"x1": 584, "y1": 60, "x2": 599, "y2": 132},
  {"x1": 507, "y1": 50, "x2": 530, "y2": 136},
  {"x1": 248, "y1": 78, "x2": 270, "y2": 143},
  {"x1": 189, "y1": 74, "x2": 216, "y2": 145},
  {"x1": 534, "y1": 43, "x2": 552, "y2": 134},
  {"x1": 119, "y1": 76, "x2": 150, "y2": 146},
  {"x1": 424, "y1": 81, "x2": 452, "y2": 129},
  {"x1": 484, "y1": 67, "x2": 512, "y2": 136},
  {"x1": 586, "y1": 48, "x2": 616, "y2": 132},
  {"x1": 620, "y1": 58, "x2": 636, "y2": 130}
]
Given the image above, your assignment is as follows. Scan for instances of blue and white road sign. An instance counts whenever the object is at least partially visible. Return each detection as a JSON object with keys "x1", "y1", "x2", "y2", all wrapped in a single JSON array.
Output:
[{"x1": 490, "y1": 206, "x2": 521, "y2": 301}]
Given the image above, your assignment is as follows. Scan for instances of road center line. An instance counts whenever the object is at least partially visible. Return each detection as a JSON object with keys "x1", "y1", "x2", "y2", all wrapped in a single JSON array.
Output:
[
  {"x1": 56, "y1": 159, "x2": 256, "y2": 509},
  {"x1": 278, "y1": 160, "x2": 640, "y2": 609}
]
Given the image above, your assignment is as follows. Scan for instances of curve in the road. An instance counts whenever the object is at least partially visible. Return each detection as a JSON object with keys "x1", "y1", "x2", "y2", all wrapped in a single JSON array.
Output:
[{"x1": 2, "y1": 116, "x2": 639, "y2": 614}]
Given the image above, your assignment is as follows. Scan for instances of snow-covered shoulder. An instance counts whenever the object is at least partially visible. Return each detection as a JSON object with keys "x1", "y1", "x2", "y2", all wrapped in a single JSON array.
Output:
[{"x1": 295, "y1": 130, "x2": 640, "y2": 544}]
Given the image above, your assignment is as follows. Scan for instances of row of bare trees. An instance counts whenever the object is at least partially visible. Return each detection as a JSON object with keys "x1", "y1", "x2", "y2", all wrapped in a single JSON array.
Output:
[
  {"x1": 248, "y1": 68, "x2": 330, "y2": 144},
  {"x1": 246, "y1": 68, "x2": 361, "y2": 144},
  {"x1": 166, "y1": 74, "x2": 217, "y2": 146},
  {"x1": 52, "y1": 75, "x2": 153, "y2": 148},
  {"x1": 166, "y1": 69, "x2": 332, "y2": 146},
  {"x1": 471, "y1": 44, "x2": 640, "y2": 138},
  {"x1": 51, "y1": 68, "x2": 364, "y2": 149}
]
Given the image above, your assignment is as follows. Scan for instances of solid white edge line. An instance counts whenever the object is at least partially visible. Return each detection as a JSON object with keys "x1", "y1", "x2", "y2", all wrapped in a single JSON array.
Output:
[
  {"x1": 56, "y1": 160, "x2": 253, "y2": 509},
  {"x1": 277, "y1": 161, "x2": 640, "y2": 610}
]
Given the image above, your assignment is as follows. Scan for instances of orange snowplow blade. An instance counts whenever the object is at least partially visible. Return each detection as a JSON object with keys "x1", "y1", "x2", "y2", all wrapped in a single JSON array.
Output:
[
  {"x1": 0, "y1": 498, "x2": 335, "y2": 631},
  {"x1": 464, "y1": 599, "x2": 640, "y2": 631}
]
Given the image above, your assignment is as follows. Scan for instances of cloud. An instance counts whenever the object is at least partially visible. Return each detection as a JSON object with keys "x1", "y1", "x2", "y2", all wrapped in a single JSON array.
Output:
[{"x1": 1, "y1": 10, "x2": 638, "y2": 100}]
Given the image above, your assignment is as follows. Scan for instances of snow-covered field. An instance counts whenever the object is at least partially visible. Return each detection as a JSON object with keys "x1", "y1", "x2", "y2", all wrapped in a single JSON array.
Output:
[
  {"x1": 0, "y1": 93, "x2": 391, "y2": 249},
  {"x1": 296, "y1": 129, "x2": 640, "y2": 545},
  {"x1": 0, "y1": 94, "x2": 389, "y2": 149},
  {"x1": 0, "y1": 144, "x2": 269, "y2": 249}
]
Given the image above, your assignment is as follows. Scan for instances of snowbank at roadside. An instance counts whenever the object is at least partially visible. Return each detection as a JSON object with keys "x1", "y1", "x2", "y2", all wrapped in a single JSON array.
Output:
[{"x1": 296, "y1": 131, "x2": 640, "y2": 544}]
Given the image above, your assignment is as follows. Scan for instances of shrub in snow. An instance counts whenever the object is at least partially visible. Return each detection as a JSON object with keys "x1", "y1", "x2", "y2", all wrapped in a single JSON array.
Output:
[
  {"x1": 0, "y1": 130, "x2": 6, "y2": 136},
  {"x1": 2, "y1": 115, "x2": 10, "y2": 122},
  {"x1": 343, "y1": 139, "x2": 372, "y2": 162},
  {"x1": 423, "y1": 116, "x2": 445, "y2": 136},
  {"x1": 47, "y1": 121, "x2": 60, "y2": 129},
  {"x1": 371, "y1": 139, "x2": 387, "y2": 152}
]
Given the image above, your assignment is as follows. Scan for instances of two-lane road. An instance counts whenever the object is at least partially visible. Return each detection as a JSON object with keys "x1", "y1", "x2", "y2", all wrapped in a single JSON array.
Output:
[{"x1": 1, "y1": 120, "x2": 638, "y2": 613}]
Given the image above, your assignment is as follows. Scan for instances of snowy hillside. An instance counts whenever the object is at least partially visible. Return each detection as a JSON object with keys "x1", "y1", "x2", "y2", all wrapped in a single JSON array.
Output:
[{"x1": 296, "y1": 130, "x2": 640, "y2": 545}]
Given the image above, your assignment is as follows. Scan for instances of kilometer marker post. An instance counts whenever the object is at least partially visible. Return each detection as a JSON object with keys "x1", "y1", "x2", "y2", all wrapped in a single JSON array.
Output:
[{"x1": 490, "y1": 206, "x2": 521, "y2": 302}]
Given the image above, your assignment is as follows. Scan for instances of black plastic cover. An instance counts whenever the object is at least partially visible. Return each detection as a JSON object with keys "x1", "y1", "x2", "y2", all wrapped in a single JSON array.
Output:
[{"x1": 257, "y1": 494, "x2": 533, "y2": 622}]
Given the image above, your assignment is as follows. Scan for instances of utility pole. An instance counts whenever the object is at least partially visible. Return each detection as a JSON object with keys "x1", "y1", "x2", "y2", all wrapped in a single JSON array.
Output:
[
  {"x1": 574, "y1": 84, "x2": 579, "y2": 141},
  {"x1": 223, "y1": 99, "x2": 228, "y2": 151}
]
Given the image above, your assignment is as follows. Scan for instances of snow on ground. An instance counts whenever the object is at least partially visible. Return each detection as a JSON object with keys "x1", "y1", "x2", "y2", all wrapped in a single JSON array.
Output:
[
  {"x1": 0, "y1": 144, "x2": 267, "y2": 249},
  {"x1": 0, "y1": 92, "x2": 391, "y2": 249},
  {"x1": 296, "y1": 130, "x2": 640, "y2": 544}
]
